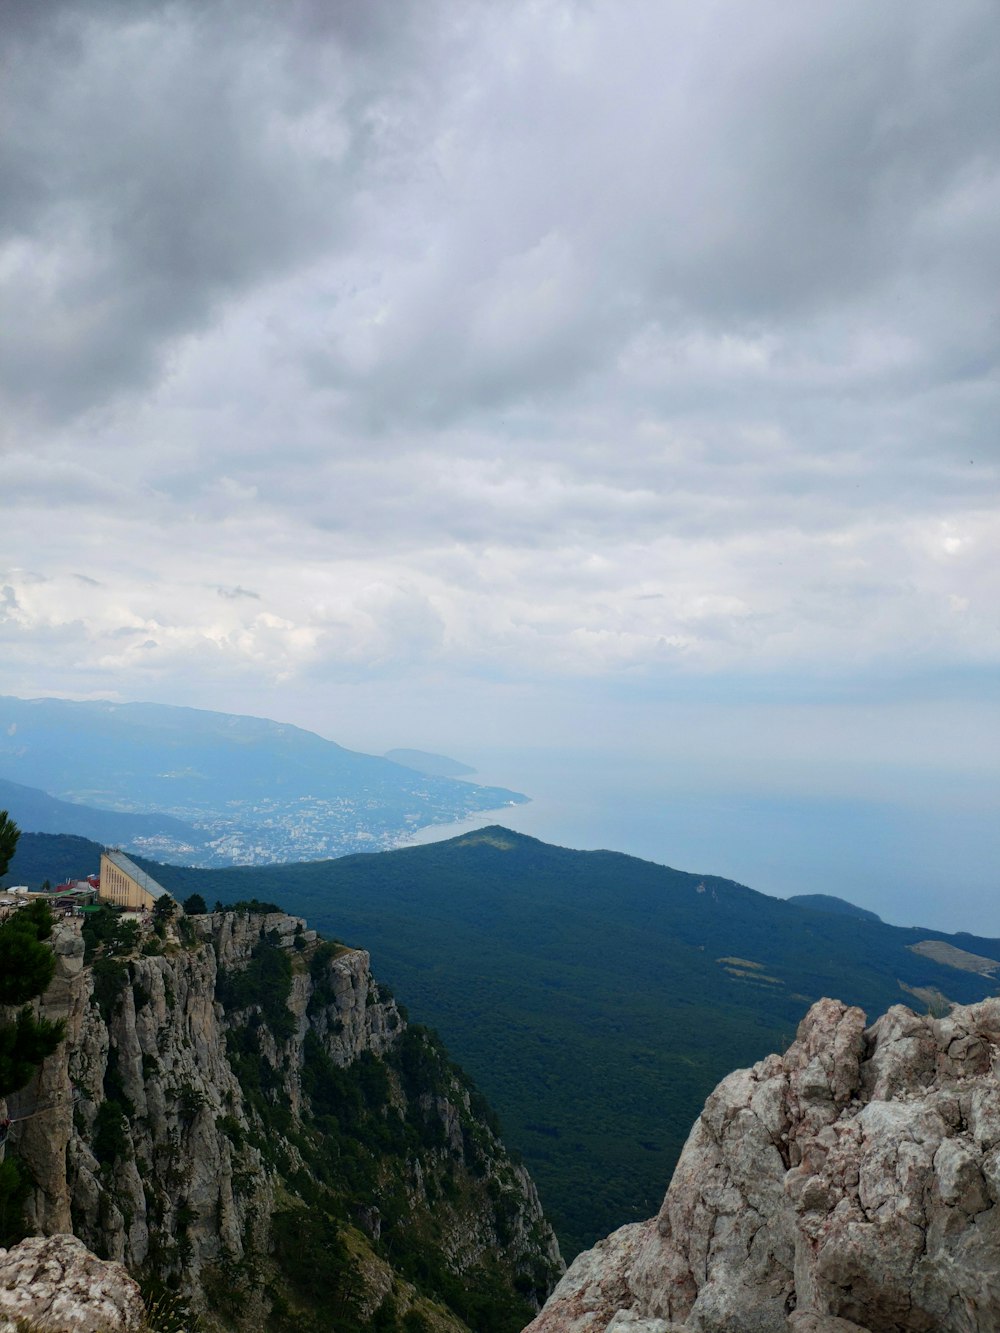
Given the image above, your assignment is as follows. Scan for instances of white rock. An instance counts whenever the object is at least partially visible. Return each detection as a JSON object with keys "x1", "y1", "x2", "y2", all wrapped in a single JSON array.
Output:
[
  {"x1": 526, "y1": 995, "x2": 1000, "y2": 1332},
  {"x1": 0, "y1": 1233, "x2": 145, "y2": 1332}
]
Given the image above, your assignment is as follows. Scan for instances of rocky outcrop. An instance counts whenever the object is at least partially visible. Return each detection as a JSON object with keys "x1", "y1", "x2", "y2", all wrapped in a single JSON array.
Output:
[
  {"x1": 527, "y1": 996, "x2": 1000, "y2": 1333},
  {"x1": 0, "y1": 1233, "x2": 145, "y2": 1333},
  {"x1": 5, "y1": 907, "x2": 560, "y2": 1331}
]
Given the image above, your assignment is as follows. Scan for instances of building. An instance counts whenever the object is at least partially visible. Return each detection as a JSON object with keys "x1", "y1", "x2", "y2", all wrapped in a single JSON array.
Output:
[
  {"x1": 48, "y1": 882, "x2": 98, "y2": 911},
  {"x1": 99, "y1": 850, "x2": 170, "y2": 911},
  {"x1": 4, "y1": 883, "x2": 94, "y2": 908}
]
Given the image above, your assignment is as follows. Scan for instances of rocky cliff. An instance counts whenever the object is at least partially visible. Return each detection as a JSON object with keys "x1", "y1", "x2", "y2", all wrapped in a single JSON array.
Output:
[
  {"x1": 2, "y1": 904, "x2": 561, "y2": 1332},
  {"x1": 527, "y1": 996, "x2": 1000, "y2": 1333}
]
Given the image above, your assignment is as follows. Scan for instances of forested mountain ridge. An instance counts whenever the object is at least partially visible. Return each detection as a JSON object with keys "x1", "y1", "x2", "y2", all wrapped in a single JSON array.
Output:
[
  {"x1": 11, "y1": 825, "x2": 997, "y2": 1259},
  {"x1": 2, "y1": 896, "x2": 561, "y2": 1332}
]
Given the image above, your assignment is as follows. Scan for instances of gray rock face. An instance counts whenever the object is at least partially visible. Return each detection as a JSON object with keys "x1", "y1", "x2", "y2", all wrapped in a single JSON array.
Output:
[
  {"x1": 6, "y1": 908, "x2": 559, "y2": 1328},
  {"x1": 9, "y1": 913, "x2": 349, "y2": 1293},
  {"x1": 527, "y1": 996, "x2": 1000, "y2": 1333},
  {"x1": 0, "y1": 1233, "x2": 145, "y2": 1333}
]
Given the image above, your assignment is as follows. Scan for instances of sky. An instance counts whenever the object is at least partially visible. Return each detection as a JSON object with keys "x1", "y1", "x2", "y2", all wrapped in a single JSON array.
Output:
[{"x1": 2, "y1": 0, "x2": 998, "y2": 926}]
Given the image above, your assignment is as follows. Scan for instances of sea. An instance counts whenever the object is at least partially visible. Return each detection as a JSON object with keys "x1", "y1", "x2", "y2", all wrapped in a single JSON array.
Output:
[{"x1": 401, "y1": 747, "x2": 1000, "y2": 938}]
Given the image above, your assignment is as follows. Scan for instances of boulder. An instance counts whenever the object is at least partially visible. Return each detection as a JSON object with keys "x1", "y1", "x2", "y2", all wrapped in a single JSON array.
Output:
[
  {"x1": 0, "y1": 1233, "x2": 145, "y2": 1332},
  {"x1": 526, "y1": 996, "x2": 1000, "y2": 1332}
]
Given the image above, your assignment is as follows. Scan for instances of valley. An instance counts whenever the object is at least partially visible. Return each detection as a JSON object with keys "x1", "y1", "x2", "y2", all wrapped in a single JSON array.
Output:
[{"x1": 10, "y1": 824, "x2": 999, "y2": 1260}]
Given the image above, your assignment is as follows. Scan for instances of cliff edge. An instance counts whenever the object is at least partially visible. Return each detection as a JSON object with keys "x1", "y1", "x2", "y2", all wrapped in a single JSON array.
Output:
[
  {"x1": 526, "y1": 996, "x2": 1000, "y2": 1333},
  {"x1": 2, "y1": 905, "x2": 561, "y2": 1332}
]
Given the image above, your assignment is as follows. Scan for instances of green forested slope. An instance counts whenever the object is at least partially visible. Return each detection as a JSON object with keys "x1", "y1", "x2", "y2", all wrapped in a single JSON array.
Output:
[{"x1": 11, "y1": 826, "x2": 999, "y2": 1257}]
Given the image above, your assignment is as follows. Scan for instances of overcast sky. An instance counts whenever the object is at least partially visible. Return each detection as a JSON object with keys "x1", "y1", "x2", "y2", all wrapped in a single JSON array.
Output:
[{"x1": 2, "y1": 0, "x2": 998, "y2": 915}]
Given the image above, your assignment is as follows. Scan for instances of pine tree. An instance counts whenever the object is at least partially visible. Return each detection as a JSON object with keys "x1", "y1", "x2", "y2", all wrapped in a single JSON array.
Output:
[
  {"x1": 0, "y1": 819, "x2": 65, "y2": 1099},
  {"x1": 0, "y1": 816, "x2": 66, "y2": 1246},
  {"x1": 0, "y1": 810, "x2": 19, "y2": 880}
]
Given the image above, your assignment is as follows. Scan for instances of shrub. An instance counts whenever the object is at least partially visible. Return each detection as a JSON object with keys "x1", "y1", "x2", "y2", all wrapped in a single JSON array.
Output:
[
  {"x1": 91, "y1": 957, "x2": 129, "y2": 1021},
  {"x1": 93, "y1": 1100, "x2": 130, "y2": 1164},
  {"x1": 217, "y1": 940, "x2": 295, "y2": 1043},
  {"x1": 0, "y1": 1157, "x2": 31, "y2": 1246},
  {"x1": 0, "y1": 905, "x2": 57, "y2": 1003},
  {"x1": 0, "y1": 900, "x2": 65, "y2": 1098}
]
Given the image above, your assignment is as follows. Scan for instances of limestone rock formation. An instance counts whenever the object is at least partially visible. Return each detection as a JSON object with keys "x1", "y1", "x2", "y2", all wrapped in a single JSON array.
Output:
[
  {"x1": 0, "y1": 1233, "x2": 145, "y2": 1333},
  {"x1": 527, "y1": 996, "x2": 1000, "y2": 1333},
  {"x1": 4, "y1": 907, "x2": 560, "y2": 1331}
]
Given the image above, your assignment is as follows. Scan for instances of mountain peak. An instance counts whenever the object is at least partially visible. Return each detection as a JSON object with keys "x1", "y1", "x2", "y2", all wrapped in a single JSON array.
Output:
[{"x1": 786, "y1": 892, "x2": 882, "y2": 923}]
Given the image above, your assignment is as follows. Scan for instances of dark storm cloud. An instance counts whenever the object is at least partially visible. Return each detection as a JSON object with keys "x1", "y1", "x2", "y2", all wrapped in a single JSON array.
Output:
[
  {"x1": 3, "y1": 0, "x2": 997, "y2": 435},
  {"x1": 0, "y1": 0, "x2": 439, "y2": 419}
]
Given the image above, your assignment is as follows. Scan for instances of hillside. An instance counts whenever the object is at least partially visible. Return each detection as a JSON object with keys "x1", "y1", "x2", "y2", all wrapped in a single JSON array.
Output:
[
  {"x1": 383, "y1": 749, "x2": 477, "y2": 778},
  {"x1": 0, "y1": 696, "x2": 526, "y2": 865},
  {"x1": 3, "y1": 832, "x2": 107, "y2": 887},
  {"x1": 786, "y1": 892, "x2": 882, "y2": 922},
  {"x1": 0, "y1": 777, "x2": 210, "y2": 861},
  {"x1": 19, "y1": 826, "x2": 999, "y2": 1259}
]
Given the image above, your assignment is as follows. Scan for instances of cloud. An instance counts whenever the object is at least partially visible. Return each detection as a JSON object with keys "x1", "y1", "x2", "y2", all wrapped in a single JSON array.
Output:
[
  {"x1": 0, "y1": 0, "x2": 437, "y2": 423},
  {"x1": 0, "y1": 0, "x2": 996, "y2": 727},
  {"x1": 216, "y1": 585, "x2": 260, "y2": 601}
]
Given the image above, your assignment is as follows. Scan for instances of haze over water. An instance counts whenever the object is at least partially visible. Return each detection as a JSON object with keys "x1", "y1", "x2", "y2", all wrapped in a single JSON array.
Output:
[{"x1": 402, "y1": 745, "x2": 1000, "y2": 939}]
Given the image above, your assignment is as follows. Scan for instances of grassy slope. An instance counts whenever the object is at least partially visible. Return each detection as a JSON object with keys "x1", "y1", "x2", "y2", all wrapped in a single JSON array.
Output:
[{"x1": 12, "y1": 826, "x2": 1000, "y2": 1257}]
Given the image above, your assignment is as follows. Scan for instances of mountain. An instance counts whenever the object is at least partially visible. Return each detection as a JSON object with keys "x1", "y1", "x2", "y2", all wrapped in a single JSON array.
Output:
[
  {"x1": 528, "y1": 995, "x2": 1000, "y2": 1333},
  {"x1": 5, "y1": 900, "x2": 561, "y2": 1331},
  {"x1": 0, "y1": 696, "x2": 526, "y2": 865},
  {"x1": 23, "y1": 824, "x2": 995, "y2": 1260},
  {"x1": 0, "y1": 777, "x2": 209, "y2": 861},
  {"x1": 786, "y1": 891, "x2": 882, "y2": 922},
  {"x1": 383, "y1": 748, "x2": 477, "y2": 777}
]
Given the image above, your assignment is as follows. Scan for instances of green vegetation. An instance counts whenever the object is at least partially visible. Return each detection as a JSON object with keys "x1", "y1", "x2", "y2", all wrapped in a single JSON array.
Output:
[
  {"x1": 0, "y1": 819, "x2": 66, "y2": 1245},
  {"x1": 153, "y1": 893, "x2": 175, "y2": 922},
  {"x1": 217, "y1": 937, "x2": 296, "y2": 1043},
  {"x1": 269, "y1": 1209, "x2": 364, "y2": 1331},
  {"x1": 92, "y1": 1099, "x2": 131, "y2": 1165},
  {"x1": 16, "y1": 824, "x2": 998, "y2": 1260},
  {"x1": 3, "y1": 824, "x2": 549, "y2": 1326},
  {"x1": 183, "y1": 893, "x2": 207, "y2": 915},
  {"x1": 90, "y1": 956, "x2": 130, "y2": 1021},
  {"x1": 82, "y1": 905, "x2": 140, "y2": 964},
  {"x1": 0, "y1": 808, "x2": 18, "y2": 878},
  {"x1": 0, "y1": 897, "x2": 64, "y2": 1099},
  {"x1": 120, "y1": 825, "x2": 1000, "y2": 1258},
  {"x1": 216, "y1": 960, "x2": 550, "y2": 1332},
  {"x1": 0, "y1": 1157, "x2": 32, "y2": 1246},
  {"x1": 4, "y1": 832, "x2": 109, "y2": 890},
  {"x1": 306, "y1": 939, "x2": 351, "y2": 1014}
]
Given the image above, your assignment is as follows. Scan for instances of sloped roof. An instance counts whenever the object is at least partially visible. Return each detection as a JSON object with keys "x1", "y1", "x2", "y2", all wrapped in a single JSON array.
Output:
[{"x1": 102, "y1": 849, "x2": 169, "y2": 901}]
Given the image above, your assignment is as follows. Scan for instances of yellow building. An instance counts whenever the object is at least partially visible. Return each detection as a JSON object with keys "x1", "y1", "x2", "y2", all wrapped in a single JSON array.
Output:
[{"x1": 99, "y1": 849, "x2": 170, "y2": 911}]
